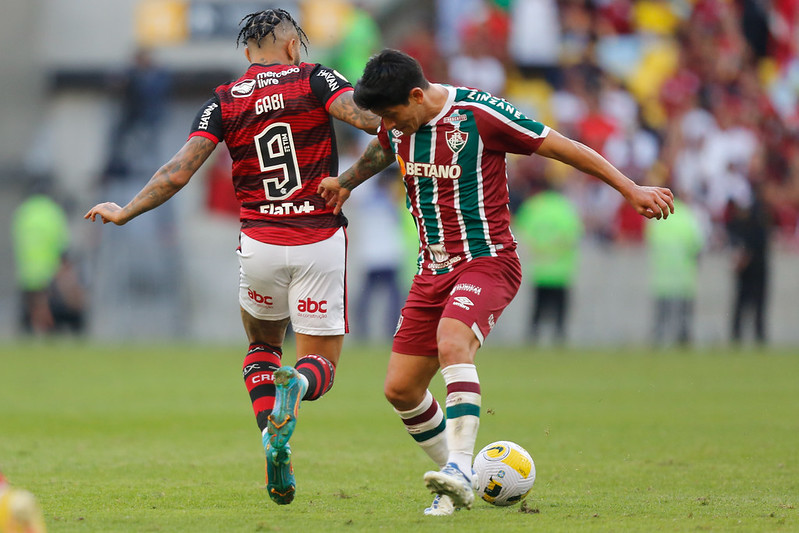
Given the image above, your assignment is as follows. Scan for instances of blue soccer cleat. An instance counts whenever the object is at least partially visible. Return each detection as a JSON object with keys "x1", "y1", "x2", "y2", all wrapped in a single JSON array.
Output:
[
  {"x1": 265, "y1": 441, "x2": 295, "y2": 505},
  {"x1": 266, "y1": 366, "x2": 307, "y2": 450},
  {"x1": 423, "y1": 462, "x2": 477, "y2": 510}
]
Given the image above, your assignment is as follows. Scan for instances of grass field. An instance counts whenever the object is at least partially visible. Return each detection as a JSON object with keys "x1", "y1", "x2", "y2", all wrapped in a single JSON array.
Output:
[{"x1": 1, "y1": 341, "x2": 797, "y2": 532}]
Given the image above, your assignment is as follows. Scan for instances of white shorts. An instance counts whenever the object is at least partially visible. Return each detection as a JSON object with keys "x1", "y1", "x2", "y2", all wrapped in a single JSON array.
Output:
[{"x1": 238, "y1": 228, "x2": 347, "y2": 336}]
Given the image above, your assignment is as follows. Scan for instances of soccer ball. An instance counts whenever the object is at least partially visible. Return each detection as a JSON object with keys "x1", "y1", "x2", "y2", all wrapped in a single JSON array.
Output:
[{"x1": 473, "y1": 440, "x2": 536, "y2": 506}]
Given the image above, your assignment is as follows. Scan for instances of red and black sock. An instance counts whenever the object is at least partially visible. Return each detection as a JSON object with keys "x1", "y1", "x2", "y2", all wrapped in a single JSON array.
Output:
[
  {"x1": 296, "y1": 354, "x2": 335, "y2": 401},
  {"x1": 242, "y1": 343, "x2": 282, "y2": 432}
]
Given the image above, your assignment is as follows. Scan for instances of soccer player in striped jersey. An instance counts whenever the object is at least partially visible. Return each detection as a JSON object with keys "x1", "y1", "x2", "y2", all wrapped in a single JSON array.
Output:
[
  {"x1": 85, "y1": 9, "x2": 379, "y2": 505},
  {"x1": 318, "y1": 49, "x2": 674, "y2": 515}
]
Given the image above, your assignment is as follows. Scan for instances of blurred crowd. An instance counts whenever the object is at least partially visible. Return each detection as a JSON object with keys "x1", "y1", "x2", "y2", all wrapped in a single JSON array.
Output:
[
  {"x1": 12, "y1": 0, "x2": 797, "y2": 345},
  {"x1": 316, "y1": 0, "x2": 796, "y2": 345},
  {"x1": 368, "y1": 0, "x2": 798, "y2": 249}
]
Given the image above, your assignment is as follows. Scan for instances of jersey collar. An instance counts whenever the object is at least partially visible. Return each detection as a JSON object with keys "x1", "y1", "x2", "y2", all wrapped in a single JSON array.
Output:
[{"x1": 425, "y1": 85, "x2": 457, "y2": 127}]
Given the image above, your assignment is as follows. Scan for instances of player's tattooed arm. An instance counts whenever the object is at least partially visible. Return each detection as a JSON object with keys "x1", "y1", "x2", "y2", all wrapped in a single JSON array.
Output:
[
  {"x1": 338, "y1": 138, "x2": 394, "y2": 191},
  {"x1": 317, "y1": 138, "x2": 394, "y2": 215},
  {"x1": 85, "y1": 136, "x2": 216, "y2": 225},
  {"x1": 328, "y1": 91, "x2": 380, "y2": 134}
]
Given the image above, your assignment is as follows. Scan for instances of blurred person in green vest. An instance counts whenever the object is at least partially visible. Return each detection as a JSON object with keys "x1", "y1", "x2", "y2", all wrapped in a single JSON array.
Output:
[
  {"x1": 644, "y1": 198, "x2": 705, "y2": 346},
  {"x1": 331, "y1": 2, "x2": 381, "y2": 86},
  {"x1": 514, "y1": 182, "x2": 584, "y2": 344},
  {"x1": 12, "y1": 177, "x2": 85, "y2": 335}
]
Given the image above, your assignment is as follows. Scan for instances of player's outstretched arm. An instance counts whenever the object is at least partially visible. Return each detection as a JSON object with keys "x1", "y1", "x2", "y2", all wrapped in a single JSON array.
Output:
[
  {"x1": 535, "y1": 129, "x2": 675, "y2": 220},
  {"x1": 328, "y1": 91, "x2": 381, "y2": 134},
  {"x1": 85, "y1": 136, "x2": 216, "y2": 225},
  {"x1": 318, "y1": 137, "x2": 394, "y2": 214}
]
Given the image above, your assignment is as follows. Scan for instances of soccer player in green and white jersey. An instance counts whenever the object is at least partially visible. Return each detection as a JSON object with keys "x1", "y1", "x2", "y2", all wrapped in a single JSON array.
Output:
[{"x1": 318, "y1": 49, "x2": 674, "y2": 515}]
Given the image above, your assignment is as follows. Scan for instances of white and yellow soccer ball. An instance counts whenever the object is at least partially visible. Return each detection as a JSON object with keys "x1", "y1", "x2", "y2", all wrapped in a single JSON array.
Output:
[{"x1": 473, "y1": 440, "x2": 536, "y2": 506}]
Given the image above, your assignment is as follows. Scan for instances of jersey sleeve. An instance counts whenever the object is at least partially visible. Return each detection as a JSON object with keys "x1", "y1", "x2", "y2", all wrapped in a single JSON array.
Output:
[
  {"x1": 476, "y1": 104, "x2": 550, "y2": 155},
  {"x1": 188, "y1": 95, "x2": 223, "y2": 144},
  {"x1": 309, "y1": 64, "x2": 354, "y2": 112}
]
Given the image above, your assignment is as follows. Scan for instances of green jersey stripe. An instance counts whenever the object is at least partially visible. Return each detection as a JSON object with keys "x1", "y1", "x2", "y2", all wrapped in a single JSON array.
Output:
[{"x1": 410, "y1": 129, "x2": 440, "y2": 249}]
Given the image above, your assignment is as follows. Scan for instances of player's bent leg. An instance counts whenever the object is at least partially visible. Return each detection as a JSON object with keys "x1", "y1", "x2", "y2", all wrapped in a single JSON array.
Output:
[
  {"x1": 267, "y1": 334, "x2": 341, "y2": 451},
  {"x1": 385, "y1": 352, "x2": 460, "y2": 513}
]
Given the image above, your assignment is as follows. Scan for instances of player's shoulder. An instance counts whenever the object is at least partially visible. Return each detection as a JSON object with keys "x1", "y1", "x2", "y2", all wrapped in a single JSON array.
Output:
[
  {"x1": 452, "y1": 85, "x2": 499, "y2": 106},
  {"x1": 213, "y1": 63, "x2": 313, "y2": 97},
  {"x1": 452, "y1": 86, "x2": 525, "y2": 120}
]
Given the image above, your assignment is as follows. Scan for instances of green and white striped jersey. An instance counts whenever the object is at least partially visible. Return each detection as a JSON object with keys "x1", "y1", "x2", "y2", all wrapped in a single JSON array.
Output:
[{"x1": 377, "y1": 85, "x2": 549, "y2": 274}]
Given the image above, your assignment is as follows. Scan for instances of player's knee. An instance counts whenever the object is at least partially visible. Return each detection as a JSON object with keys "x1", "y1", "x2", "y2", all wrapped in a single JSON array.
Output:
[
  {"x1": 437, "y1": 336, "x2": 474, "y2": 367},
  {"x1": 384, "y1": 381, "x2": 416, "y2": 410}
]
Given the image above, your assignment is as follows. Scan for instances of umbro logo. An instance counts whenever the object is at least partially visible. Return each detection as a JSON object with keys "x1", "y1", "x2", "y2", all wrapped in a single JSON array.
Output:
[{"x1": 453, "y1": 296, "x2": 474, "y2": 310}]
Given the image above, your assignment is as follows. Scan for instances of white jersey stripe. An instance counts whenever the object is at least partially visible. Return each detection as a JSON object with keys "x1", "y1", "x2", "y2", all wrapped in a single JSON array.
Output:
[
  {"x1": 450, "y1": 135, "x2": 471, "y2": 262},
  {"x1": 408, "y1": 134, "x2": 426, "y2": 274},
  {"x1": 473, "y1": 135, "x2": 496, "y2": 255},
  {"x1": 429, "y1": 126, "x2": 446, "y2": 256}
]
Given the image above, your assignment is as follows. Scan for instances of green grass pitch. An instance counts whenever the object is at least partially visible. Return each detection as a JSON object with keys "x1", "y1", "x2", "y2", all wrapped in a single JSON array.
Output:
[{"x1": 1, "y1": 341, "x2": 797, "y2": 532}]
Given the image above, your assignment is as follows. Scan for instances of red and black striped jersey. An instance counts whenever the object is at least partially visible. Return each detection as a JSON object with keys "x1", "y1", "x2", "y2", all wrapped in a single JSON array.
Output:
[{"x1": 189, "y1": 62, "x2": 353, "y2": 245}]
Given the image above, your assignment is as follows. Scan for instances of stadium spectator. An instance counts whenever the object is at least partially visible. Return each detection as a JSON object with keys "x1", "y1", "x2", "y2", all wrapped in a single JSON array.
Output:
[
  {"x1": 329, "y1": 1, "x2": 382, "y2": 85},
  {"x1": 12, "y1": 176, "x2": 85, "y2": 336},
  {"x1": 644, "y1": 198, "x2": 705, "y2": 346},
  {"x1": 105, "y1": 48, "x2": 173, "y2": 178},
  {"x1": 514, "y1": 180, "x2": 584, "y2": 344},
  {"x1": 349, "y1": 169, "x2": 406, "y2": 340},
  {"x1": 508, "y1": 0, "x2": 561, "y2": 84},
  {"x1": 447, "y1": 25, "x2": 507, "y2": 96},
  {"x1": 318, "y1": 49, "x2": 674, "y2": 515},
  {"x1": 548, "y1": 66, "x2": 589, "y2": 138},
  {"x1": 85, "y1": 9, "x2": 379, "y2": 506},
  {"x1": 576, "y1": 88, "x2": 622, "y2": 240},
  {"x1": 728, "y1": 174, "x2": 772, "y2": 345}
]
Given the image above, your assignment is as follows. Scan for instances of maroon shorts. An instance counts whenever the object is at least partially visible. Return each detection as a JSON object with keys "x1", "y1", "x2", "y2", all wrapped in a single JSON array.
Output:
[{"x1": 392, "y1": 251, "x2": 522, "y2": 357}]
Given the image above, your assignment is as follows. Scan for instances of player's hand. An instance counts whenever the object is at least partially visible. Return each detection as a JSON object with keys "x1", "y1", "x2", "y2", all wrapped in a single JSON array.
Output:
[
  {"x1": 318, "y1": 177, "x2": 351, "y2": 215},
  {"x1": 84, "y1": 202, "x2": 128, "y2": 225},
  {"x1": 626, "y1": 185, "x2": 674, "y2": 220}
]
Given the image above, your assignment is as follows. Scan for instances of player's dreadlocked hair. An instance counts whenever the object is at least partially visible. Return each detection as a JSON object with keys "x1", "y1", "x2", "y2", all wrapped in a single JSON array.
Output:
[{"x1": 236, "y1": 9, "x2": 309, "y2": 52}]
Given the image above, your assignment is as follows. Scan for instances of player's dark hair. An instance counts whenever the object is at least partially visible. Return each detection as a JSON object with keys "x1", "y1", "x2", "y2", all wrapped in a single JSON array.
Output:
[
  {"x1": 237, "y1": 8, "x2": 309, "y2": 52},
  {"x1": 354, "y1": 49, "x2": 430, "y2": 111}
]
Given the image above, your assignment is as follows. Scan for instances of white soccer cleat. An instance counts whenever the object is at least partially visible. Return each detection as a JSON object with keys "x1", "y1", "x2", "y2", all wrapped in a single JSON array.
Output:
[
  {"x1": 423, "y1": 462, "x2": 476, "y2": 510},
  {"x1": 424, "y1": 493, "x2": 456, "y2": 516}
]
